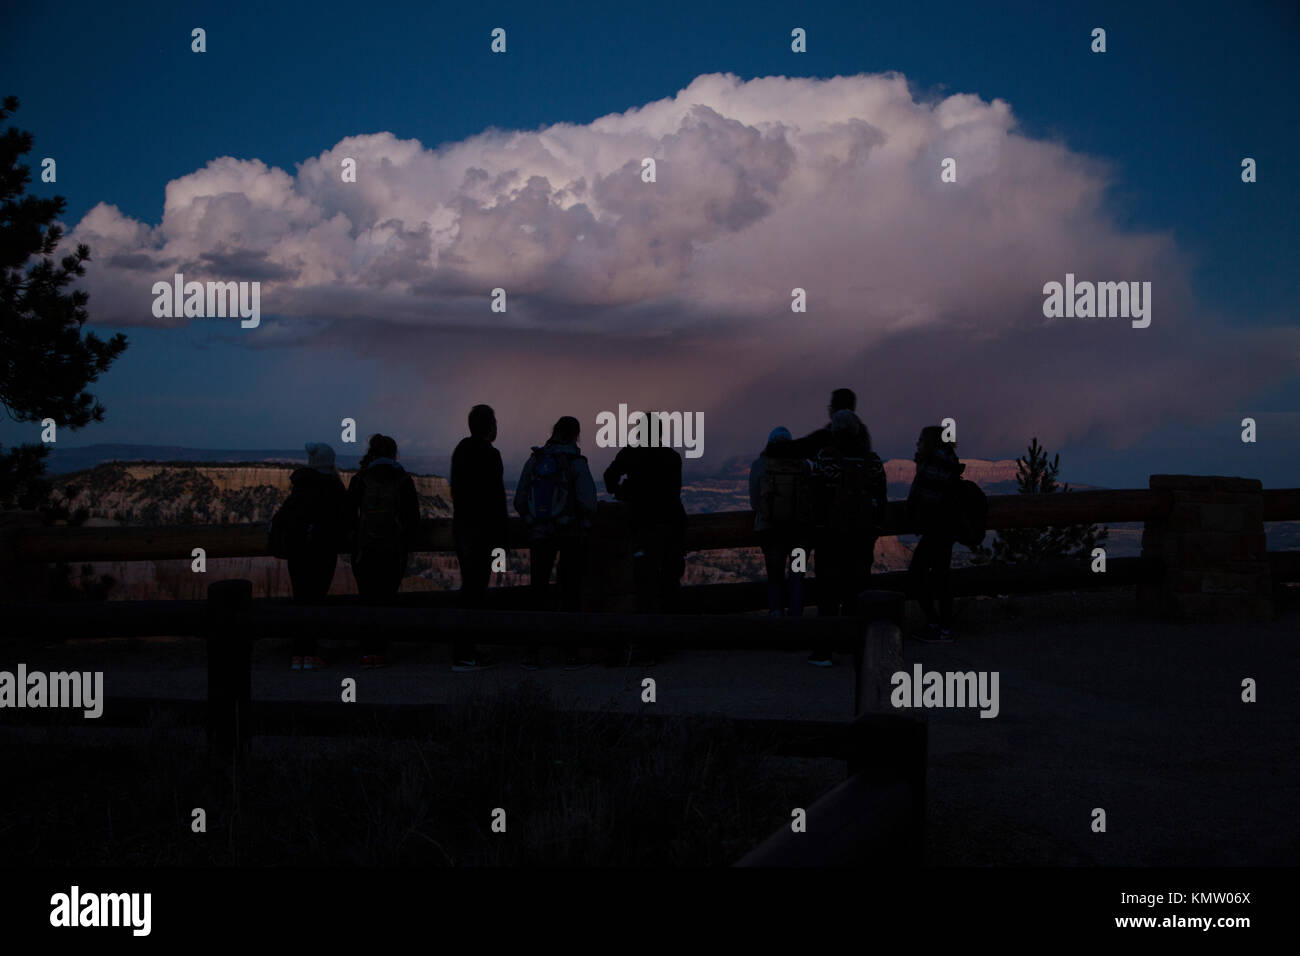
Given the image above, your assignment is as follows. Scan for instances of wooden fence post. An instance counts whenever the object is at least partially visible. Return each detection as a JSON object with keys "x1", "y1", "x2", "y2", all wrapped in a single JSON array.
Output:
[
  {"x1": 854, "y1": 589, "x2": 905, "y2": 718},
  {"x1": 206, "y1": 579, "x2": 253, "y2": 764},
  {"x1": 0, "y1": 511, "x2": 48, "y2": 603},
  {"x1": 584, "y1": 501, "x2": 635, "y2": 612}
]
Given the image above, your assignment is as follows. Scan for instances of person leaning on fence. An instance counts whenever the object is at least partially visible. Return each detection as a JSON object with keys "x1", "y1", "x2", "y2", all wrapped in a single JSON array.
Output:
[
  {"x1": 749, "y1": 426, "x2": 811, "y2": 618},
  {"x1": 601, "y1": 413, "x2": 689, "y2": 619},
  {"x1": 269, "y1": 442, "x2": 351, "y2": 671},
  {"x1": 807, "y1": 409, "x2": 887, "y2": 667},
  {"x1": 602, "y1": 412, "x2": 688, "y2": 666},
  {"x1": 347, "y1": 433, "x2": 421, "y2": 668},
  {"x1": 514, "y1": 415, "x2": 598, "y2": 669},
  {"x1": 449, "y1": 404, "x2": 505, "y2": 672},
  {"x1": 906, "y1": 425, "x2": 965, "y2": 643}
]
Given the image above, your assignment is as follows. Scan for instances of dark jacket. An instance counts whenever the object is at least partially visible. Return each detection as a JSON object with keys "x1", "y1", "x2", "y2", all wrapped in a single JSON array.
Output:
[
  {"x1": 791, "y1": 424, "x2": 834, "y2": 461},
  {"x1": 450, "y1": 436, "x2": 508, "y2": 549},
  {"x1": 907, "y1": 447, "x2": 965, "y2": 532},
  {"x1": 603, "y1": 445, "x2": 687, "y2": 533},
  {"x1": 284, "y1": 467, "x2": 351, "y2": 553},
  {"x1": 808, "y1": 414, "x2": 887, "y2": 536},
  {"x1": 514, "y1": 440, "x2": 598, "y2": 539},
  {"x1": 347, "y1": 458, "x2": 421, "y2": 555},
  {"x1": 748, "y1": 437, "x2": 808, "y2": 533}
]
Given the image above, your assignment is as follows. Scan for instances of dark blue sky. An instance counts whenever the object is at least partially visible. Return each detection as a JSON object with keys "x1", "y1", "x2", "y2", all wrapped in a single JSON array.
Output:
[{"x1": 2, "y1": 0, "x2": 1297, "y2": 485}]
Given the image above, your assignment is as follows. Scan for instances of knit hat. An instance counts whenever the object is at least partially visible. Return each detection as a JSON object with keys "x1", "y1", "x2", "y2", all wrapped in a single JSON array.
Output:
[
  {"x1": 830, "y1": 409, "x2": 862, "y2": 434},
  {"x1": 830, "y1": 409, "x2": 872, "y2": 450},
  {"x1": 767, "y1": 426, "x2": 792, "y2": 443},
  {"x1": 306, "y1": 442, "x2": 337, "y2": 474}
]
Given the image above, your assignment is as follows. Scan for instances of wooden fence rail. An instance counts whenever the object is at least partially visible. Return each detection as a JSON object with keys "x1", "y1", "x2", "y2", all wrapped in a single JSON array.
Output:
[
  {"x1": 1, "y1": 598, "x2": 860, "y2": 648},
  {"x1": 14, "y1": 486, "x2": 1251, "y2": 563},
  {"x1": 4, "y1": 695, "x2": 910, "y2": 764},
  {"x1": 0, "y1": 552, "x2": 1169, "y2": 635},
  {"x1": 738, "y1": 591, "x2": 925, "y2": 867},
  {"x1": 7, "y1": 484, "x2": 1296, "y2": 620}
]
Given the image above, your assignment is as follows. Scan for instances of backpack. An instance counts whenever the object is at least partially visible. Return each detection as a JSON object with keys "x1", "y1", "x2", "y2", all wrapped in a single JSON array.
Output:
[
  {"x1": 357, "y1": 469, "x2": 405, "y2": 556},
  {"x1": 949, "y1": 479, "x2": 988, "y2": 549},
  {"x1": 758, "y1": 456, "x2": 813, "y2": 529},
  {"x1": 811, "y1": 447, "x2": 883, "y2": 534},
  {"x1": 527, "y1": 448, "x2": 576, "y2": 530},
  {"x1": 269, "y1": 492, "x2": 315, "y2": 559}
]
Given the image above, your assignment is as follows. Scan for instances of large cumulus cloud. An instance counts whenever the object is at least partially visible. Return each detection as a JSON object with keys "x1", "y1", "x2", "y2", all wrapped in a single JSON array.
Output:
[{"x1": 64, "y1": 72, "x2": 1296, "y2": 466}]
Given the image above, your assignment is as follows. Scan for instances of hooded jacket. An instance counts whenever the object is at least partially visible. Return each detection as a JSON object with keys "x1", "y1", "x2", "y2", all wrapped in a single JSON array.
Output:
[
  {"x1": 749, "y1": 437, "x2": 808, "y2": 533},
  {"x1": 281, "y1": 466, "x2": 352, "y2": 553},
  {"x1": 347, "y1": 458, "x2": 422, "y2": 554},
  {"x1": 907, "y1": 446, "x2": 965, "y2": 532},
  {"x1": 811, "y1": 411, "x2": 888, "y2": 537}
]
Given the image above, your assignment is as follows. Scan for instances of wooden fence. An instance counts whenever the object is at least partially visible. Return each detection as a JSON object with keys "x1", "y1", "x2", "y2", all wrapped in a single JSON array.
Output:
[
  {"x1": 2, "y1": 476, "x2": 1296, "y2": 865},
  {"x1": 7, "y1": 486, "x2": 1198, "y2": 562}
]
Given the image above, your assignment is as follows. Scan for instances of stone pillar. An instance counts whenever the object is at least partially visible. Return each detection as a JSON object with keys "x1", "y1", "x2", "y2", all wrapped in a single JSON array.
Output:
[{"x1": 1140, "y1": 475, "x2": 1271, "y2": 620}]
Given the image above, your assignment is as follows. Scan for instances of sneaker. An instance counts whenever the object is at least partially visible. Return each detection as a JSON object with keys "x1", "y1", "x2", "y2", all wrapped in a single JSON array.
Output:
[
  {"x1": 563, "y1": 652, "x2": 589, "y2": 670},
  {"x1": 302, "y1": 655, "x2": 326, "y2": 671},
  {"x1": 914, "y1": 625, "x2": 953, "y2": 644},
  {"x1": 290, "y1": 656, "x2": 304, "y2": 671},
  {"x1": 453, "y1": 655, "x2": 498, "y2": 672},
  {"x1": 361, "y1": 654, "x2": 388, "y2": 669},
  {"x1": 807, "y1": 652, "x2": 832, "y2": 667}
]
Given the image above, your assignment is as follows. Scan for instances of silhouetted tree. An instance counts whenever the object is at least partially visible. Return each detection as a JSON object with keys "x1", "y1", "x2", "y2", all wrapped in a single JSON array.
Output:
[
  {"x1": 972, "y1": 437, "x2": 1107, "y2": 564},
  {"x1": 0, "y1": 94, "x2": 127, "y2": 511}
]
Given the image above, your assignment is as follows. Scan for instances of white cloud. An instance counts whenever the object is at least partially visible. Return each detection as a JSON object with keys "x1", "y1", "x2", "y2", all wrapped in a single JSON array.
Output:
[{"x1": 63, "y1": 71, "x2": 1296, "y2": 461}]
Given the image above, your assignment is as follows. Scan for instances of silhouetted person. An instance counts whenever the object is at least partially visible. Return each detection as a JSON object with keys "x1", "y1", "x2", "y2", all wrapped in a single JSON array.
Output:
[
  {"x1": 808, "y1": 409, "x2": 886, "y2": 666},
  {"x1": 602, "y1": 413, "x2": 687, "y2": 613},
  {"x1": 347, "y1": 433, "x2": 420, "y2": 668},
  {"x1": 791, "y1": 387, "x2": 858, "y2": 459},
  {"x1": 271, "y1": 442, "x2": 351, "y2": 670},
  {"x1": 449, "y1": 404, "x2": 506, "y2": 671},
  {"x1": 603, "y1": 412, "x2": 687, "y2": 665},
  {"x1": 749, "y1": 426, "x2": 810, "y2": 617},
  {"x1": 515, "y1": 416, "x2": 597, "y2": 668},
  {"x1": 907, "y1": 425, "x2": 964, "y2": 642}
]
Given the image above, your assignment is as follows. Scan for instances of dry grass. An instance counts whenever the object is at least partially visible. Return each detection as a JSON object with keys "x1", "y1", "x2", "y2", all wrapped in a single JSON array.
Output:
[{"x1": 0, "y1": 683, "x2": 839, "y2": 866}]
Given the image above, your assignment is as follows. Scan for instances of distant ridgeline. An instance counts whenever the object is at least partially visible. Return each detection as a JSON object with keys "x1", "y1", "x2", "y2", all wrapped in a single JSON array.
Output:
[
  {"x1": 50, "y1": 462, "x2": 451, "y2": 528},
  {"x1": 49, "y1": 456, "x2": 1034, "y2": 527},
  {"x1": 34, "y1": 455, "x2": 1199, "y2": 602}
]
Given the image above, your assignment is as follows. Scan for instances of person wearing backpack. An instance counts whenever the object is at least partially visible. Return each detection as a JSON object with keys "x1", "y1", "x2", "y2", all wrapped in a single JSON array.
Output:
[
  {"x1": 270, "y1": 442, "x2": 351, "y2": 671},
  {"x1": 749, "y1": 427, "x2": 811, "y2": 617},
  {"x1": 347, "y1": 433, "x2": 421, "y2": 668},
  {"x1": 906, "y1": 425, "x2": 965, "y2": 643},
  {"x1": 807, "y1": 409, "x2": 887, "y2": 666},
  {"x1": 514, "y1": 416, "x2": 598, "y2": 669},
  {"x1": 449, "y1": 404, "x2": 506, "y2": 672}
]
